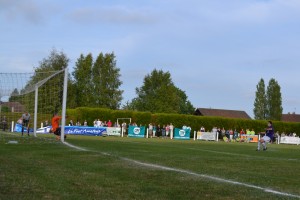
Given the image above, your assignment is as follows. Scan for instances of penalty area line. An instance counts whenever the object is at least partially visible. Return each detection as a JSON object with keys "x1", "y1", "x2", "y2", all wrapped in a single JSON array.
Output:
[
  {"x1": 123, "y1": 158, "x2": 300, "y2": 199},
  {"x1": 63, "y1": 142, "x2": 300, "y2": 199}
]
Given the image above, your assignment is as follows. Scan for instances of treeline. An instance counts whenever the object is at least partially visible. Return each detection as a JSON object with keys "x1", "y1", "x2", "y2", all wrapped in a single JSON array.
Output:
[
  {"x1": 7, "y1": 49, "x2": 286, "y2": 120},
  {"x1": 9, "y1": 49, "x2": 195, "y2": 115}
]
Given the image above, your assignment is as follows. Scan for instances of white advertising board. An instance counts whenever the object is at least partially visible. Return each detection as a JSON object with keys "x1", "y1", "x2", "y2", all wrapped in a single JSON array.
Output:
[{"x1": 197, "y1": 132, "x2": 217, "y2": 141}]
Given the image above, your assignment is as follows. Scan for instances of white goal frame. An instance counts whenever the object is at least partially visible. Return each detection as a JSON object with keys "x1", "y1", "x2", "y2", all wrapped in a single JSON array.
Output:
[
  {"x1": 116, "y1": 118, "x2": 131, "y2": 126},
  {"x1": 13, "y1": 68, "x2": 68, "y2": 142}
]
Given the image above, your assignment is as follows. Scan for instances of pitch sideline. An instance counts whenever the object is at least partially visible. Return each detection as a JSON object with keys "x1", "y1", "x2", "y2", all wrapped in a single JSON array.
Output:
[{"x1": 63, "y1": 141, "x2": 300, "y2": 199}]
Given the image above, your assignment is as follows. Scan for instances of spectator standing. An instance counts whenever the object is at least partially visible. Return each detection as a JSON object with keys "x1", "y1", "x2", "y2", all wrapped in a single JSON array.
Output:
[
  {"x1": 107, "y1": 120, "x2": 112, "y2": 127},
  {"x1": 43, "y1": 120, "x2": 49, "y2": 127},
  {"x1": 153, "y1": 124, "x2": 157, "y2": 137},
  {"x1": 169, "y1": 123, "x2": 174, "y2": 138},
  {"x1": 233, "y1": 129, "x2": 238, "y2": 139},
  {"x1": 83, "y1": 120, "x2": 88, "y2": 126},
  {"x1": 165, "y1": 124, "x2": 170, "y2": 137},
  {"x1": 225, "y1": 129, "x2": 230, "y2": 140},
  {"x1": 217, "y1": 128, "x2": 222, "y2": 139},
  {"x1": 240, "y1": 129, "x2": 245, "y2": 137},
  {"x1": 161, "y1": 125, "x2": 166, "y2": 138},
  {"x1": 200, "y1": 126, "x2": 205, "y2": 132},
  {"x1": 221, "y1": 127, "x2": 226, "y2": 137},
  {"x1": 148, "y1": 123, "x2": 153, "y2": 138},
  {"x1": 157, "y1": 124, "x2": 161, "y2": 137},
  {"x1": 246, "y1": 129, "x2": 251, "y2": 135},
  {"x1": 229, "y1": 129, "x2": 233, "y2": 141},
  {"x1": 212, "y1": 127, "x2": 217, "y2": 133},
  {"x1": 2, "y1": 116, "x2": 7, "y2": 131},
  {"x1": 21, "y1": 112, "x2": 30, "y2": 136},
  {"x1": 96, "y1": 119, "x2": 101, "y2": 127},
  {"x1": 69, "y1": 119, "x2": 74, "y2": 126}
]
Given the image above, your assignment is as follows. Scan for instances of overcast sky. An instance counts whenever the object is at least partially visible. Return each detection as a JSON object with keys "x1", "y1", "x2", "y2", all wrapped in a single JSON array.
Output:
[{"x1": 1, "y1": 0, "x2": 300, "y2": 118}]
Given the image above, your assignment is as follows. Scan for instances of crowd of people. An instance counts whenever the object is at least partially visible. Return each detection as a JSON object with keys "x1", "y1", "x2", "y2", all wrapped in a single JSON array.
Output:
[
  {"x1": 199, "y1": 121, "x2": 281, "y2": 151},
  {"x1": 62, "y1": 118, "x2": 298, "y2": 142},
  {"x1": 198, "y1": 126, "x2": 256, "y2": 140},
  {"x1": 92, "y1": 119, "x2": 113, "y2": 127},
  {"x1": 65, "y1": 119, "x2": 180, "y2": 138},
  {"x1": 8, "y1": 112, "x2": 298, "y2": 150},
  {"x1": 147, "y1": 123, "x2": 175, "y2": 138}
]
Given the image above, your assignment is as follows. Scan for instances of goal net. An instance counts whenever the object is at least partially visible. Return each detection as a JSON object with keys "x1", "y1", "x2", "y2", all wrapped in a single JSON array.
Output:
[{"x1": 0, "y1": 68, "x2": 68, "y2": 141}]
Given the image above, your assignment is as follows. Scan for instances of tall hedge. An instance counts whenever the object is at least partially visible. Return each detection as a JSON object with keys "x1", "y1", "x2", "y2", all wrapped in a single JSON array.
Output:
[{"x1": 66, "y1": 107, "x2": 300, "y2": 135}]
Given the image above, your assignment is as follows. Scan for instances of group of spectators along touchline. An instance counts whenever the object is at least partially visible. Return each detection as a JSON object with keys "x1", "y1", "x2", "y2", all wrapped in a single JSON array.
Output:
[{"x1": 2, "y1": 111, "x2": 299, "y2": 149}]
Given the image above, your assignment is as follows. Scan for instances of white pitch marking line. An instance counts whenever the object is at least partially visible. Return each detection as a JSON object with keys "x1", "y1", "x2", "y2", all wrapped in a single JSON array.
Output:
[
  {"x1": 122, "y1": 158, "x2": 300, "y2": 199},
  {"x1": 63, "y1": 142, "x2": 88, "y2": 151},
  {"x1": 63, "y1": 142, "x2": 300, "y2": 199}
]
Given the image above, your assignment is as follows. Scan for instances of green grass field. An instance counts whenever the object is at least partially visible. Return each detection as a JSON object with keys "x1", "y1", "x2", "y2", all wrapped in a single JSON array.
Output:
[{"x1": 1, "y1": 131, "x2": 300, "y2": 200}]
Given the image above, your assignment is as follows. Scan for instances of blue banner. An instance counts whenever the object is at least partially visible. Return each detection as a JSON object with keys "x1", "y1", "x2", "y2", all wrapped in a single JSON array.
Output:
[
  {"x1": 128, "y1": 125, "x2": 146, "y2": 138},
  {"x1": 173, "y1": 128, "x2": 190, "y2": 140},
  {"x1": 15, "y1": 124, "x2": 107, "y2": 136},
  {"x1": 65, "y1": 126, "x2": 107, "y2": 136},
  {"x1": 14, "y1": 123, "x2": 33, "y2": 133}
]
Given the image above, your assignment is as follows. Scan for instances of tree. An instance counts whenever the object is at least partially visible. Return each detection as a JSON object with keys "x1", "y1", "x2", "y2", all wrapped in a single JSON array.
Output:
[
  {"x1": 127, "y1": 69, "x2": 195, "y2": 114},
  {"x1": 266, "y1": 78, "x2": 283, "y2": 121},
  {"x1": 8, "y1": 88, "x2": 20, "y2": 102},
  {"x1": 176, "y1": 87, "x2": 195, "y2": 114},
  {"x1": 72, "y1": 53, "x2": 94, "y2": 107},
  {"x1": 1, "y1": 106, "x2": 10, "y2": 112},
  {"x1": 12, "y1": 49, "x2": 70, "y2": 114},
  {"x1": 33, "y1": 49, "x2": 69, "y2": 113},
  {"x1": 92, "y1": 52, "x2": 123, "y2": 109},
  {"x1": 253, "y1": 78, "x2": 267, "y2": 120}
]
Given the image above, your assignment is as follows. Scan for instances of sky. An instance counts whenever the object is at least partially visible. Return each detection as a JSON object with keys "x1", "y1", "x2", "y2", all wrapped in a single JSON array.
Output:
[{"x1": 1, "y1": 0, "x2": 300, "y2": 118}]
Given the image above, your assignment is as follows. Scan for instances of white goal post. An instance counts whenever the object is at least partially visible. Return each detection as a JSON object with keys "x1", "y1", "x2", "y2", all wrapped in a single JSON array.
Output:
[{"x1": 116, "y1": 118, "x2": 132, "y2": 126}]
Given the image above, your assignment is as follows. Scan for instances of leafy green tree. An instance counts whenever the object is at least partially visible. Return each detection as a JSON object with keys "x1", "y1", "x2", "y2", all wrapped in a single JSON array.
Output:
[
  {"x1": 128, "y1": 69, "x2": 195, "y2": 114},
  {"x1": 33, "y1": 49, "x2": 69, "y2": 114},
  {"x1": 253, "y1": 78, "x2": 267, "y2": 120},
  {"x1": 92, "y1": 52, "x2": 123, "y2": 109},
  {"x1": 72, "y1": 53, "x2": 94, "y2": 107},
  {"x1": 11, "y1": 49, "x2": 70, "y2": 114},
  {"x1": 66, "y1": 78, "x2": 77, "y2": 109},
  {"x1": 8, "y1": 88, "x2": 20, "y2": 102},
  {"x1": 1, "y1": 106, "x2": 10, "y2": 112},
  {"x1": 176, "y1": 87, "x2": 195, "y2": 114},
  {"x1": 122, "y1": 100, "x2": 136, "y2": 110},
  {"x1": 266, "y1": 78, "x2": 283, "y2": 121}
]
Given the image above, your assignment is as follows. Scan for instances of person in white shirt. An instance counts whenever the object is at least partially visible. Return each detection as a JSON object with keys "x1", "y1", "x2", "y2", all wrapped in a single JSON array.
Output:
[{"x1": 169, "y1": 123, "x2": 174, "y2": 139}]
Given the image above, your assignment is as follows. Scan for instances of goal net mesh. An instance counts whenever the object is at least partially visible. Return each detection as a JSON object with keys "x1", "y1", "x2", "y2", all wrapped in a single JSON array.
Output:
[{"x1": 0, "y1": 69, "x2": 66, "y2": 135}]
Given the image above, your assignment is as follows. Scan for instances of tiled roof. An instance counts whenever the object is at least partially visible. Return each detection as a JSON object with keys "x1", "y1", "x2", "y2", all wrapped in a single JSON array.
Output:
[
  {"x1": 281, "y1": 113, "x2": 300, "y2": 123},
  {"x1": 194, "y1": 108, "x2": 251, "y2": 119},
  {"x1": 1, "y1": 102, "x2": 25, "y2": 112}
]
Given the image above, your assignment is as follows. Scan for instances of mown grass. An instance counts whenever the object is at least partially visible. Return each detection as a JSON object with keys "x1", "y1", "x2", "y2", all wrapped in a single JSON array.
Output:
[{"x1": 0, "y1": 131, "x2": 300, "y2": 200}]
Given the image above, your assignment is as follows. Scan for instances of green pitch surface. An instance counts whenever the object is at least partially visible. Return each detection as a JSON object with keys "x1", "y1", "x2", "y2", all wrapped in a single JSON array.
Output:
[{"x1": 1, "y1": 131, "x2": 300, "y2": 200}]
